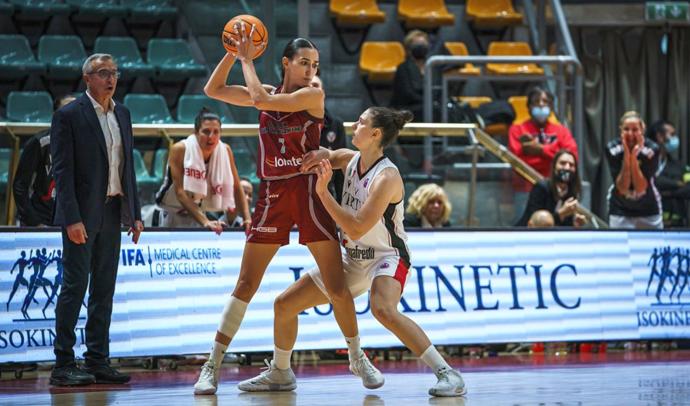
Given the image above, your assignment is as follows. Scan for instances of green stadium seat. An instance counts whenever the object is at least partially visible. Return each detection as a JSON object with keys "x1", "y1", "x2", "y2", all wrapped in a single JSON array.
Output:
[
  {"x1": 38, "y1": 35, "x2": 87, "y2": 80},
  {"x1": 0, "y1": 148, "x2": 11, "y2": 191},
  {"x1": 94, "y1": 36, "x2": 154, "y2": 78},
  {"x1": 0, "y1": 0, "x2": 14, "y2": 14},
  {"x1": 227, "y1": 105, "x2": 258, "y2": 124},
  {"x1": 123, "y1": 94, "x2": 175, "y2": 124},
  {"x1": 7, "y1": 91, "x2": 53, "y2": 122},
  {"x1": 177, "y1": 94, "x2": 233, "y2": 124},
  {"x1": 132, "y1": 149, "x2": 156, "y2": 182},
  {"x1": 152, "y1": 148, "x2": 168, "y2": 181},
  {"x1": 65, "y1": 0, "x2": 127, "y2": 18},
  {"x1": 120, "y1": 0, "x2": 176, "y2": 20},
  {"x1": 8, "y1": 0, "x2": 70, "y2": 18},
  {"x1": 179, "y1": 0, "x2": 252, "y2": 36},
  {"x1": 0, "y1": 34, "x2": 46, "y2": 79},
  {"x1": 276, "y1": 0, "x2": 298, "y2": 37},
  {"x1": 231, "y1": 147, "x2": 258, "y2": 183},
  {"x1": 147, "y1": 39, "x2": 206, "y2": 80}
]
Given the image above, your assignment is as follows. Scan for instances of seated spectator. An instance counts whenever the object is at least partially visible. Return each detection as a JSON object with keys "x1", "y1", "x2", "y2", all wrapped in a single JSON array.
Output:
[
  {"x1": 13, "y1": 95, "x2": 76, "y2": 226},
  {"x1": 516, "y1": 150, "x2": 586, "y2": 227},
  {"x1": 528, "y1": 210, "x2": 555, "y2": 228},
  {"x1": 154, "y1": 108, "x2": 250, "y2": 233},
  {"x1": 404, "y1": 183, "x2": 452, "y2": 228},
  {"x1": 311, "y1": 74, "x2": 346, "y2": 202},
  {"x1": 646, "y1": 120, "x2": 689, "y2": 227},
  {"x1": 606, "y1": 111, "x2": 661, "y2": 229},
  {"x1": 508, "y1": 86, "x2": 579, "y2": 219}
]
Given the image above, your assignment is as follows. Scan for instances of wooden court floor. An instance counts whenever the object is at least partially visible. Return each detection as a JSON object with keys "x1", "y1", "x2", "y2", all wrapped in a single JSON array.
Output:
[{"x1": 1, "y1": 351, "x2": 689, "y2": 405}]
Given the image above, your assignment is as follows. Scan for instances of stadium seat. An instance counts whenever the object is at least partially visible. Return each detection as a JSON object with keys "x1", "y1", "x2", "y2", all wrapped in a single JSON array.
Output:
[
  {"x1": 444, "y1": 42, "x2": 481, "y2": 75},
  {"x1": 0, "y1": 0, "x2": 14, "y2": 14},
  {"x1": 6, "y1": 91, "x2": 53, "y2": 122},
  {"x1": 397, "y1": 0, "x2": 454, "y2": 29},
  {"x1": 227, "y1": 105, "x2": 259, "y2": 124},
  {"x1": 359, "y1": 41, "x2": 405, "y2": 84},
  {"x1": 465, "y1": 0, "x2": 523, "y2": 29},
  {"x1": 179, "y1": 0, "x2": 252, "y2": 37},
  {"x1": 0, "y1": 148, "x2": 11, "y2": 192},
  {"x1": 177, "y1": 94, "x2": 233, "y2": 124},
  {"x1": 486, "y1": 42, "x2": 544, "y2": 75},
  {"x1": 276, "y1": 0, "x2": 298, "y2": 37},
  {"x1": 330, "y1": 0, "x2": 386, "y2": 26},
  {"x1": 147, "y1": 39, "x2": 206, "y2": 80},
  {"x1": 455, "y1": 96, "x2": 492, "y2": 108},
  {"x1": 65, "y1": 0, "x2": 127, "y2": 18},
  {"x1": 0, "y1": 34, "x2": 46, "y2": 79},
  {"x1": 508, "y1": 96, "x2": 559, "y2": 124},
  {"x1": 132, "y1": 149, "x2": 157, "y2": 183},
  {"x1": 8, "y1": 0, "x2": 70, "y2": 18},
  {"x1": 94, "y1": 36, "x2": 155, "y2": 78},
  {"x1": 123, "y1": 94, "x2": 175, "y2": 124},
  {"x1": 152, "y1": 148, "x2": 168, "y2": 181},
  {"x1": 38, "y1": 35, "x2": 87, "y2": 80},
  {"x1": 231, "y1": 147, "x2": 258, "y2": 183},
  {"x1": 120, "y1": 0, "x2": 176, "y2": 20}
]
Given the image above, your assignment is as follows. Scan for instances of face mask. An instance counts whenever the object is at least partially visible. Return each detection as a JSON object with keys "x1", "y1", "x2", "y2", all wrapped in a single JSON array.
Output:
[
  {"x1": 554, "y1": 169, "x2": 573, "y2": 183},
  {"x1": 665, "y1": 136, "x2": 679, "y2": 153},
  {"x1": 531, "y1": 106, "x2": 550, "y2": 123},
  {"x1": 411, "y1": 43, "x2": 429, "y2": 60}
]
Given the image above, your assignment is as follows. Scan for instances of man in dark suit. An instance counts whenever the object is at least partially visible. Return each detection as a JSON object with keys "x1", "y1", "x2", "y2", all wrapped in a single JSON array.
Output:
[{"x1": 50, "y1": 53, "x2": 144, "y2": 386}]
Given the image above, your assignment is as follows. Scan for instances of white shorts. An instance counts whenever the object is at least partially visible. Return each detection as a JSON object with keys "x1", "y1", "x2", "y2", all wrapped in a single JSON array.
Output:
[{"x1": 307, "y1": 255, "x2": 410, "y2": 300}]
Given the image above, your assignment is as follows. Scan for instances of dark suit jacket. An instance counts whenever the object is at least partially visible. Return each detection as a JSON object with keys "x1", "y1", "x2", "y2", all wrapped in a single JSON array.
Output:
[{"x1": 51, "y1": 94, "x2": 141, "y2": 231}]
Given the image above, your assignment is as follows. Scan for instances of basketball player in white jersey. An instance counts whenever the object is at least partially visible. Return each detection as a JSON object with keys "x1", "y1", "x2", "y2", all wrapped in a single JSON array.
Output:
[{"x1": 238, "y1": 107, "x2": 466, "y2": 397}]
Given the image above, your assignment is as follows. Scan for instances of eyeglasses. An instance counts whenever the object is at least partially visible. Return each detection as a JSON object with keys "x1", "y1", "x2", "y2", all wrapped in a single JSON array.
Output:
[{"x1": 88, "y1": 69, "x2": 120, "y2": 80}]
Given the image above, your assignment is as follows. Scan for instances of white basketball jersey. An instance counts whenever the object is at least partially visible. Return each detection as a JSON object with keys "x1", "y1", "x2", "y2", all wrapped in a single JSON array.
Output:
[{"x1": 340, "y1": 153, "x2": 409, "y2": 265}]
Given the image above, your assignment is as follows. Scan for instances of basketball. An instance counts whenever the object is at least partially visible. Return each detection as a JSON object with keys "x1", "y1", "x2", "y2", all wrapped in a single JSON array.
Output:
[{"x1": 222, "y1": 14, "x2": 268, "y2": 60}]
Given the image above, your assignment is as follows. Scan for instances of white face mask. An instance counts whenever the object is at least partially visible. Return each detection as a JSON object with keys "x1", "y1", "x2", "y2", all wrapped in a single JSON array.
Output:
[{"x1": 531, "y1": 106, "x2": 550, "y2": 123}]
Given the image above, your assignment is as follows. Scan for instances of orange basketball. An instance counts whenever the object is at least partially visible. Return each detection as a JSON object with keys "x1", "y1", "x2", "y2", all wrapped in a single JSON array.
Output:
[{"x1": 222, "y1": 14, "x2": 268, "y2": 60}]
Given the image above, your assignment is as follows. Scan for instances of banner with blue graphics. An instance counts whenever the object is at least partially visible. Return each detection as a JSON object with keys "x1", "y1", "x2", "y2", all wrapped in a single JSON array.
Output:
[{"x1": 1, "y1": 230, "x2": 689, "y2": 363}]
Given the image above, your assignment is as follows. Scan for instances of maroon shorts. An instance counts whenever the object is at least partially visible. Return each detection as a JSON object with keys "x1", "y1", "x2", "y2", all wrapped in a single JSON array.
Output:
[{"x1": 247, "y1": 174, "x2": 338, "y2": 246}]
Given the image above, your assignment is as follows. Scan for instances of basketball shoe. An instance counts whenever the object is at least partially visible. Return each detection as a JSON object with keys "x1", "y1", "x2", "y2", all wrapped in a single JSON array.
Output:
[
  {"x1": 237, "y1": 359, "x2": 297, "y2": 392},
  {"x1": 349, "y1": 353, "x2": 385, "y2": 389},
  {"x1": 428, "y1": 368, "x2": 466, "y2": 397},
  {"x1": 194, "y1": 360, "x2": 220, "y2": 395}
]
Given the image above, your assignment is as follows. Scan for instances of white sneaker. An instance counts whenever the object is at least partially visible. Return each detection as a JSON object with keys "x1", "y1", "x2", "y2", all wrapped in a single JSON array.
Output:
[
  {"x1": 237, "y1": 359, "x2": 297, "y2": 392},
  {"x1": 429, "y1": 368, "x2": 466, "y2": 397},
  {"x1": 349, "y1": 354, "x2": 385, "y2": 389},
  {"x1": 194, "y1": 360, "x2": 220, "y2": 395}
]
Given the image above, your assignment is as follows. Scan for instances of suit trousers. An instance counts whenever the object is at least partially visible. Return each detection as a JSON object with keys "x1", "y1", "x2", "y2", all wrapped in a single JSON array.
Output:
[{"x1": 54, "y1": 197, "x2": 122, "y2": 367}]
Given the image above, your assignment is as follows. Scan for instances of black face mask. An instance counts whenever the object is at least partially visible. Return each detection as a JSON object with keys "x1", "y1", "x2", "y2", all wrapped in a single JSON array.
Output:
[
  {"x1": 554, "y1": 169, "x2": 573, "y2": 183},
  {"x1": 411, "y1": 43, "x2": 429, "y2": 60}
]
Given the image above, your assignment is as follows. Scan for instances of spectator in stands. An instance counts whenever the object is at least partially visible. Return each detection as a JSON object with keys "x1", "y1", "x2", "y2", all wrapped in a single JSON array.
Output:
[
  {"x1": 508, "y1": 86, "x2": 579, "y2": 219},
  {"x1": 527, "y1": 210, "x2": 555, "y2": 228},
  {"x1": 646, "y1": 120, "x2": 689, "y2": 227},
  {"x1": 404, "y1": 183, "x2": 452, "y2": 228},
  {"x1": 154, "y1": 108, "x2": 250, "y2": 233},
  {"x1": 13, "y1": 94, "x2": 75, "y2": 226},
  {"x1": 391, "y1": 29, "x2": 429, "y2": 122},
  {"x1": 606, "y1": 111, "x2": 661, "y2": 229},
  {"x1": 51, "y1": 53, "x2": 143, "y2": 386},
  {"x1": 311, "y1": 74, "x2": 346, "y2": 202},
  {"x1": 516, "y1": 150, "x2": 586, "y2": 227}
]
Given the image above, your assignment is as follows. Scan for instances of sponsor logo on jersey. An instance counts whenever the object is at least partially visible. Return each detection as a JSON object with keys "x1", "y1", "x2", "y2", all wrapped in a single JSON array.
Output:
[
  {"x1": 345, "y1": 244, "x2": 375, "y2": 260},
  {"x1": 251, "y1": 226, "x2": 278, "y2": 233},
  {"x1": 265, "y1": 156, "x2": 303, "y2": 168}
]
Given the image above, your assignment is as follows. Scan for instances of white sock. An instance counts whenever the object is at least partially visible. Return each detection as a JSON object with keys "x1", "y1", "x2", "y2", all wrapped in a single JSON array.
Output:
[
  {"x1": 345, "y1": 335, "x2": 364, "y2": 361},
  {"x1": 210, "y1": 296, "x2": 248, "y2": 364},
  {"x1": 420, "y1": 345, "x2": 451, "y2": 374},
  {"x1": 273, "y1": 346, "x2": 293, "y2": 370}
]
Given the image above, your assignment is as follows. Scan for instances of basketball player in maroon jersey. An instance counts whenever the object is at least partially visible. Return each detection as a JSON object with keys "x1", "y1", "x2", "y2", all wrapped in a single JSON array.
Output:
[{"x1": 194, "y1": 24, "x2": 383, "y2": 394}]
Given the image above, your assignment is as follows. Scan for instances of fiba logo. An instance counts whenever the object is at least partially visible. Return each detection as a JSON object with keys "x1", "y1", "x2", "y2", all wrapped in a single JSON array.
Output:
[
  {"x1": 6, "y1": 248, "x2": 69, "y2": 320},
  {"x1": 645, "y1": 247, "x2": 690, "y2": 304}
]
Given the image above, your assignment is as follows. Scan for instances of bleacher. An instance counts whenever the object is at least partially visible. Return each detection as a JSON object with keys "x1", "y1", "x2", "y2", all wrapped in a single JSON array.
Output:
[{"x1": 0, "y1": 0, "x2": 585, "y2": 227}]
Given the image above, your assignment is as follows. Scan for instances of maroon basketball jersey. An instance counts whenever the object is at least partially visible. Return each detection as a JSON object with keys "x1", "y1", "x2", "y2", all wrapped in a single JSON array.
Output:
[{"x1": 257, "y1": 88, "x2": 323, "y2": 180}]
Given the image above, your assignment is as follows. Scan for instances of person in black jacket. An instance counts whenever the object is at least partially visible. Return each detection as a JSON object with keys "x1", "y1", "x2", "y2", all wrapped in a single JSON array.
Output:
[
  {"x1": 13, "y1": 95, "x2": 75, "y2": 226},
  {"x1": 646, "y1": 120, "x2": 689, "y2": 227},
  {"x1": 517, "y1": 149, "x2": 586, "y2": 227}
]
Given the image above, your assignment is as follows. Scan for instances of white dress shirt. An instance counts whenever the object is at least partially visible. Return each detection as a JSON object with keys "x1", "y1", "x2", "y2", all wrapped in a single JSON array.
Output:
[{"x1": 86, "y1": 90, "x2": 124, "y2": 197}]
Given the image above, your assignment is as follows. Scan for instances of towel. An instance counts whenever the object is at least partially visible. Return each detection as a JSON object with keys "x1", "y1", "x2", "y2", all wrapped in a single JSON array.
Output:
[{"x1": 182, "y1": 134, "x2": 235, "y2": 212}]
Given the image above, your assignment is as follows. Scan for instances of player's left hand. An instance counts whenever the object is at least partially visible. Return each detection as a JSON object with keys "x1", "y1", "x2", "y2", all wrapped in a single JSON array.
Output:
[
  {"x1": 231, "y1": 21, "x2": 264, "y2": 62},
  {"x1": 300, "y1": 149, "x2": 330, "y2": 173},
  {"x1": 314, "y1": 159, "x2": 333, "y2": 195}
]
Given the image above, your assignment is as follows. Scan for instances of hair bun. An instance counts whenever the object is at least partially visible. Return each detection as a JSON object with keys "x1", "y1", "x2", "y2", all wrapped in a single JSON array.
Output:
[{"x1": 394, "y1": 110, "x2": 414, "y2": 130}]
